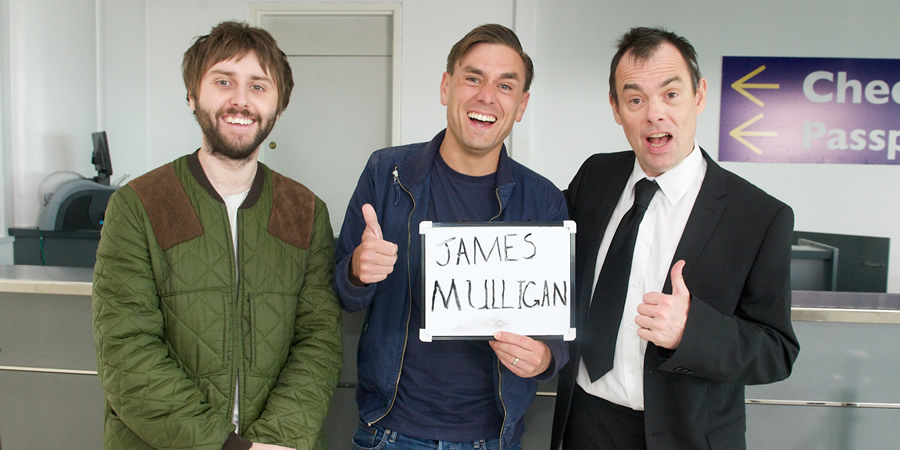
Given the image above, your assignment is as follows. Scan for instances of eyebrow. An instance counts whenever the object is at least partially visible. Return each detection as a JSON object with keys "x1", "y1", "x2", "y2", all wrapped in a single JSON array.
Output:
[
  {"x1": 463, "y1": 65, "x2": 520, "y2": 81},
  {"x1": 623, "y1": 75, "x2": 682, "y2": 92},
  {"x1": 208, "y1": 69, "x2": 274, "y2": 85}
]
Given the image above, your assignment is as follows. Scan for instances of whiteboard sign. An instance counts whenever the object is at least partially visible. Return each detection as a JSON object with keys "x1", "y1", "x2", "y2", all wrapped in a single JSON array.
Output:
[{"x1": 419, "y1": 221, "x2": 576, "y2": 342}]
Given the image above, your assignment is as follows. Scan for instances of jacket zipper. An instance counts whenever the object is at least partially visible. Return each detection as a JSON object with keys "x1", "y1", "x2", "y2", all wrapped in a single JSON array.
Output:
[
  {"x1": 489, "y1": 187, "x2": 503, "y2": 222},
  {"x1": 369, "y1": 166, "x2": 416, "y2": 426},
  {"x1": 497, "y1": 358, "x2": 508, "y2": 450},
  {"x1": 493, "y1": 186, "x2": 506, "y2": 449},
  {"x1": 232, "y1": 207, "x2": 243, "y2": 433}
]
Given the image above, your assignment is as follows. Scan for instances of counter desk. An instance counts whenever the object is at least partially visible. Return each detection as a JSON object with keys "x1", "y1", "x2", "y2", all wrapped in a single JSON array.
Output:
[
  {"x1": 1, "y1": 265, "x2": 898, "y2": 449},
  {"x1": 0, "y1": 265, "x2": 100, "y2": 449},
  {"x1": 744, "y1": 290, "x2": 900, "y2": 449}
]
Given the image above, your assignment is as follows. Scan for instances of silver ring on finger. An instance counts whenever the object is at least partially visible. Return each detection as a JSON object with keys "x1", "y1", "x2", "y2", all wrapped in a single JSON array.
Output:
[{"x1": 512, "y1": 357, "x2": 520, "y2": 366}]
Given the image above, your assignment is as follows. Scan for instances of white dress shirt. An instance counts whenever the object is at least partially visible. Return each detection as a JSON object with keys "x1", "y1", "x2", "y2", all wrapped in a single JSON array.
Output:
[{"x1": 576, "y1": 143, "x2": 707, "y2": 410}]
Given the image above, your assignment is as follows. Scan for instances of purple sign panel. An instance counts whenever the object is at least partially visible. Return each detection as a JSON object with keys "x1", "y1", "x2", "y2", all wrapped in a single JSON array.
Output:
[{"x1": 719, "y1": 56, "x2": 900, "y2": 165}]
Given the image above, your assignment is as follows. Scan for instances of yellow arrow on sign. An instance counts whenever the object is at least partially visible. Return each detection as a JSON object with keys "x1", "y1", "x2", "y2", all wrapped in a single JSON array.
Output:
[
  {"x1": 729, "y1": 113, "x2": 777, "y2": 155},
  {"x1": 731, "y1": 65, "x2": 780, "y2": 107}
]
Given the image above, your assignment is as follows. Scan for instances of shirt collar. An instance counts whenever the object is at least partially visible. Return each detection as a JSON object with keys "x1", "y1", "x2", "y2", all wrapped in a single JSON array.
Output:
[
  {"x1": 398, "y1": 128, "x2": 514, "y2": 191},
  {"x1": 629, "y1": 140, "x2": 706, "y2": 206}
]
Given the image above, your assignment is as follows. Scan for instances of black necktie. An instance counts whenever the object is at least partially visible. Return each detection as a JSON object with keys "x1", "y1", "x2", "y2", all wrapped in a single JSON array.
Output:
[{"x1": 582, "y1": 178, "x2": 659, "y2": 382}]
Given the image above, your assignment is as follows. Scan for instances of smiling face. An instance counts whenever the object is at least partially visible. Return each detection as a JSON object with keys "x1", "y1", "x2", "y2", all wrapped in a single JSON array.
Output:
[
  {"x1": 610, "y1": 42, "x2": 707, "y2": 177},
  {"x1": 189, "y1": 51, "x2": 279, "y2": 161},
  {"x1": 440, "y1": 43, "x2": 530, "y2": 166}
]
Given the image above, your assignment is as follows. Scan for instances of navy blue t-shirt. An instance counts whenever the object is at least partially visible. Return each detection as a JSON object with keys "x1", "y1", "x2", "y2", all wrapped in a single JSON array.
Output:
[{"x1": 378, "y1": 151, "x2": 503, "y2": 440}]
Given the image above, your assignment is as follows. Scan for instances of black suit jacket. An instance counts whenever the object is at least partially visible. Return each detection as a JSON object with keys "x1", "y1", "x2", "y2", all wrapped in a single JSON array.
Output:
[{"x1": 551, "y1": 150, "x2": 800, "y2": 449}]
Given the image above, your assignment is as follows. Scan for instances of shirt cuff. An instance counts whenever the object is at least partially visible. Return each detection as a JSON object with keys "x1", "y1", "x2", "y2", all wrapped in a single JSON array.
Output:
[{"x1": 222, "y1": 432, "x2": 252, "y2": 450}]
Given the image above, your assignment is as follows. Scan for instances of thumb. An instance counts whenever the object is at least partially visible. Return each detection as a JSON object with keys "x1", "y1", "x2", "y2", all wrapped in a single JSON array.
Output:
[
  {"x1": 670, "y1": 260, "x2": 689, "y2": 297},
  {"x1": 361, "y1": 203, "x2": 383, "y2": 240}
]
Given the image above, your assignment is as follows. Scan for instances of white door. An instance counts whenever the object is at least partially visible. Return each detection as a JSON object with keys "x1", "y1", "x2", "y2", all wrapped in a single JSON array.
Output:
[{"x1": 254, "y1": 8, "x2": 398, "y2": 234}]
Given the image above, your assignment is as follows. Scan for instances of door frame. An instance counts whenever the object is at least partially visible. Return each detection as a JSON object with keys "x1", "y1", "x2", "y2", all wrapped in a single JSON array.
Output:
[{"x1": 249, "y1": 2, "x2": 401, "y2": 149}]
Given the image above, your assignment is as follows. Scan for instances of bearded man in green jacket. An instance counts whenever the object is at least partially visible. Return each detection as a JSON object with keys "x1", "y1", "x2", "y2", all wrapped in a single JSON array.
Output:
[{"x1": 92, "y1": 21, "x2": 342, "y2": 450}]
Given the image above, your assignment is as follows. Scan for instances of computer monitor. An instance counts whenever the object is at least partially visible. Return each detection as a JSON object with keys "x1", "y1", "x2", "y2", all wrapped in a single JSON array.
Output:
[{"x1": 92, "y1": 131, "x2": 113, "y2": 185}]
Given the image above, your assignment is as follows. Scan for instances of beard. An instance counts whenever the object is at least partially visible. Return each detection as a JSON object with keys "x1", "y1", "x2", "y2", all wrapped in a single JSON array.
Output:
[{"x1": 195, "y1": 103, "x2": 276, "y2": 161}]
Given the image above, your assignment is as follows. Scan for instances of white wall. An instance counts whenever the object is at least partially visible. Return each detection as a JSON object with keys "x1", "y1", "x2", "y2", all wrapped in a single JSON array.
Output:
[
  {"x1": 6, "y1": 0, "x2": 99, "y2": 227},
  {"x1": 3, "y1": 0, "x2": 899, "y2": 291},
  {"x1": 0, "y1": 0, "x2": 13, "y2": 249},
  {"x1": 99, "y1": 0, "x2": 148, "y2": 187}
]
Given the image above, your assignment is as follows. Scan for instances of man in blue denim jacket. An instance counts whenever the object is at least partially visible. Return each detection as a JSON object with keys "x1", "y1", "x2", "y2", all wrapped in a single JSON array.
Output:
[{"x1": 334, "y1": 24, "x2": 569, "y2": 450}]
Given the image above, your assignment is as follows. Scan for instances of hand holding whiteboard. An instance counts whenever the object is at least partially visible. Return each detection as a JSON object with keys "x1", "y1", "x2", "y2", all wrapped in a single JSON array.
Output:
[{"x1": 419, "y1": 221, "x2": 576, "y2": 341}]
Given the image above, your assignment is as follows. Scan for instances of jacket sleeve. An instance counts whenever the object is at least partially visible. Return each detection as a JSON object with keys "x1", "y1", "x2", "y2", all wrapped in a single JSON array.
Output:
[
  {"x1": 334, "y1": 153, "x2": 380, "y2": 312},
  {"x1": 92, "y1": 187, "x2": 249, "y2": 450},
  {"x1": 243, "y1": 198, "x2": 343, "y2": 449},
  {"x1": 657, "y1": 203, "x2": 800, "y2": 385}
]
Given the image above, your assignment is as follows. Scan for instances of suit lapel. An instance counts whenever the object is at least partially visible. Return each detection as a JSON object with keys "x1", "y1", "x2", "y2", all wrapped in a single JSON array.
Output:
[
  {"x1": 574, "y1": 153, "x2": 634, "y2": 324},
  {"x1": 665, "y1": 149, "x2": 727, "y2": 293}
]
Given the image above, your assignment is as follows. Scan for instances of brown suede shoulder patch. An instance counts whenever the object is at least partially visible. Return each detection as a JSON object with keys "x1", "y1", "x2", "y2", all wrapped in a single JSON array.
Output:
[
  {"x1": 269, "y1": 171, "x2": 315, "y2": 249},
  {"x1": 129, "y1": 164, "x2": 203, "y2": 251}
]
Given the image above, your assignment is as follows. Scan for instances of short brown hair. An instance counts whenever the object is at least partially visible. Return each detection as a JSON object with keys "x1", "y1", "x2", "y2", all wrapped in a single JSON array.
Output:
[
  {"x1": 446, "y1": 24, "x2": 534, "y2": 92},
  {"x1": 609, "y1": 27, "x2": 702, "y2": 104},
  {"x1": 182, "y1": 21, "x2": 294, "y2": 115}
]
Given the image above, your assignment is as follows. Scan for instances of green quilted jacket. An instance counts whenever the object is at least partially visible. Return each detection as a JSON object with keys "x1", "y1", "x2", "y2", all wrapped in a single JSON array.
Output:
[{"x1": 92, "y1": 152, "x2": 342, "y2": 449}]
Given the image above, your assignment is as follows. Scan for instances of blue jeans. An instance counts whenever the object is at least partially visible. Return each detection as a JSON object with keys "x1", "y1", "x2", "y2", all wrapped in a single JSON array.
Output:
[{"x1": 351, "y1": 419, "x2": 522, "y2": 450}]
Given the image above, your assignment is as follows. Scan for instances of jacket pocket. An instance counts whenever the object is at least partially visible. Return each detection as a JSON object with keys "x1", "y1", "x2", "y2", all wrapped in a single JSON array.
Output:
[
  {"x1": 706, "y1": 415, "x2": 746, "y2": 449},
  {"x1": 160, "y1": 290, "x2": 229, "y2": 377},
  {"x1": 249, "y1": 293, "x2": 298, "y2": 377}
]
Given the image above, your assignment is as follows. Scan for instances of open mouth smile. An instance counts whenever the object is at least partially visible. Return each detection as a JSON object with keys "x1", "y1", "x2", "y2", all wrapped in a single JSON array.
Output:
[
  {"x1": 468, "y1": 112, "x2": 497, "y2": 124},
  {"x1": 647, "y1": 132, "x2": 672, "y2": 148},
  {"x1": 224, "y1": 116, "x2": 255, "y2": 126}
]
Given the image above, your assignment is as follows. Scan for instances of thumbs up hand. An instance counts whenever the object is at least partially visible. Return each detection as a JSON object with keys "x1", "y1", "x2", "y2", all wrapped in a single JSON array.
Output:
[
  {"x1": 361, "y1": 202, "x2": 384, "y2": 241},
  {"x1": 636, "y1": 260, "x2": 691, "y2": 349},
  {"x1": 350, "y1": 203, "x2": 398, "y2": 286}
]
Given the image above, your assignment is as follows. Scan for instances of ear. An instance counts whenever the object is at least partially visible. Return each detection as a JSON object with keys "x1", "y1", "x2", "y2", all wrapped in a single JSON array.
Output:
[
  {"x1": 187, "y1": 92, "x2": 197, "y2": 113},
  {"x1": 609, "y1": 94, "x2": 623, "y2": 125},
  {"x1": 514, "y1": 91, "x2": 530, "y2": 122},
  {"x1": 440, "y1": 72, "x2": 451, "y2": 106},
  {"x1": 695, "y1": 77, "x2": 708, "y2": 114}
]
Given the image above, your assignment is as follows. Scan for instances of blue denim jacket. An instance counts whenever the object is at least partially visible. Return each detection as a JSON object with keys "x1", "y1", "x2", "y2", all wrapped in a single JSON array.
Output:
[{"x1": 335, "y1": 130, "x2": 569, "y2": 448}]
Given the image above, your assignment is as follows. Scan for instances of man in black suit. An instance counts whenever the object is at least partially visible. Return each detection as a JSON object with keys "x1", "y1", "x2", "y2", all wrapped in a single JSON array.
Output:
[{"x1": 550, "y1": 27, "x2": 800, "y2": 449}]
